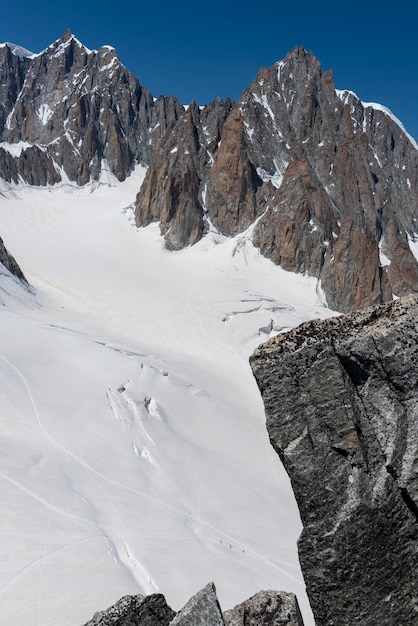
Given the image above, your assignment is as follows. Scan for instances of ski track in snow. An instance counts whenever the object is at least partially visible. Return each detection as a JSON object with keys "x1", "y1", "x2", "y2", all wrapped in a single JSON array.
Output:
[
  {"x1": 0, "y1": 353, "x2": 161, "y2": 595},
  {"x1": 0, "y1": 173, "x2": 334, "y2": 625},
  {"x1": 36, "y1": 476, "x2": 53, "y2": 626},
  {"x1": 0, "y1": 533, "x2": 105, "y2": 596},
  {"x1": 1, "y1": 352, "x2": 302, "y2": 587}
]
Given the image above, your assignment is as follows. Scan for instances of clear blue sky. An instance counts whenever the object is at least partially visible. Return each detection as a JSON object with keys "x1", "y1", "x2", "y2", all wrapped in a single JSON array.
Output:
[{"x1": 2, "y1": 0, "x2": 418, "y2": 139}]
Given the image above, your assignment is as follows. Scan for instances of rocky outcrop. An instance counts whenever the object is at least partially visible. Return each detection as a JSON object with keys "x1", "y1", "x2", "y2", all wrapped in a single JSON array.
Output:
[
  {"x1": 134, "y1": 99, "x2": 263, "y2": 247},
  {"x1": 170, "y1": 582, "x2": 224, "y2": 625},
  {"x1": 82, "y1": 583, "x2": 305, "y2": 626},
  {"x1": 0, "y1": 30, "x2": 183, "y2": 185},
  {"x1": 223, "y1": 590, "x2": 304, "y2": 626},
  {"x1": 135, "y1": 46, "x2": 418, "y2": 312},
  {"x1": 82, "y1": 593, "x2": 175, "y2": 625},
  {"x1": 250, "y1": 295, "x2": 418, "y2": 626},
  {"x1": 0, "y1": 235, "x2": 28, "y2": 285}
]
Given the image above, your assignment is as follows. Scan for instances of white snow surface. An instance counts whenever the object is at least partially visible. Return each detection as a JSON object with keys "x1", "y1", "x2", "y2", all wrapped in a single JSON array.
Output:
[
  {"x1": 0, "y1": 42, "x2": 35, "y2": 58},
  {"x1": 36, "y1": 104, "x2": 54, "y2": 125},
  {"x1": 0, "y1": 141, "x2": 36, "y2": 158},
  {"x1": 0, "y1": 168, "x2": 334, "y2": 626},
  {"x1": 408, "y1": 233, "x2": 418, "y2": 263},
  {"x1": 336, "y1": 88, "x2": 418, "y2": 149},
  {"x1": 362, "y1": 100, "x2": 418, "y2": 150},
  {"x1": 378, "y1": 239, "x2": 391, "y2": 267}
]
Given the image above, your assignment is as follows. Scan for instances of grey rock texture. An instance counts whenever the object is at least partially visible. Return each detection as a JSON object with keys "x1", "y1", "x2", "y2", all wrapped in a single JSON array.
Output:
[
  {"x1": 82, "y1": 593, "x2": 175, "y2": 625},
  {"x1": 223, "y1": 590, "x2": 304, "y2": 626},
  {"x1": 250, "y1": 294, "x2": 418, "y2": 626},
  {"x1": 135, "y1": 98, "x2": 234, "y2": 250},
  {"x1": 170, "y1": 582, "x2": 225, "y2": 626},
  {"x1": 0, "y1": 30, "x2": 183, "y2": 185},
  {"x1": 0, "y1": 235, "x2": 28, "y2": 285},
  {"x1": 135, "y1": 47, "x2": 418, "y2": 312},
  {"x1": 83, "y1": 584, "x2": 305, "y2": 626}
]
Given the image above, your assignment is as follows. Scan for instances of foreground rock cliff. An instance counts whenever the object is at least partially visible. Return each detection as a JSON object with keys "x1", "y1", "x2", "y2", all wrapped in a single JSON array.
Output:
[{"x1": 250, "y1": 295, "x2": 418, "y2": 626}]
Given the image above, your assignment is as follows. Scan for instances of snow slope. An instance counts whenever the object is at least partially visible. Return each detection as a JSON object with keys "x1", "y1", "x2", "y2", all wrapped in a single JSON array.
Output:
[{"x1": 0, "y1": 170, "x2": 334, "y2": 626}]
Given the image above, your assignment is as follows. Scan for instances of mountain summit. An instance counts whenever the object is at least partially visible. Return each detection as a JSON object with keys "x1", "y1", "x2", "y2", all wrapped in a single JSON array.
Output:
[{"x1": 0, "y1": 31, "x2": 183, "y2": 184}]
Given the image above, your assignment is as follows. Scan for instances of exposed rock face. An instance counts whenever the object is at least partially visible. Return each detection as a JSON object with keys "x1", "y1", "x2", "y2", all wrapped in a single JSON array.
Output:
[
  {"x1": 135, "y1": 47, "x2": 418, "y2": 312},
  {"x1": 135, "y1": 98, "x2": 234, "y2": 249},
  {"x1": 170, "y1": 582, "x2": 224, "y2": 625},
  {"x1": 82, "y1": 583, "x2": 305, "y2": 626},
  {"x1": 0, "y1": 235, "x2": 28, "y2": 285},
  {"x1": 250, "y1": 295, "x2": 418, "y2": 626},
  {"x1": 223, "y1": 590, "x2": 304, "y2": 626},
  {"x1": 205, "y1": 108, "x2": 262, "y2": 236},
  {"x1": 82, "y1": 593, "x2": 175, "y2": 625},
  {"x1": 0, "y1": 30, "x2": 183, "y2": 185}
]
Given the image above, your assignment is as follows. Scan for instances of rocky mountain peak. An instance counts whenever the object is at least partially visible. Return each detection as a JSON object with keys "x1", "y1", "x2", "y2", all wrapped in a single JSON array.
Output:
[
  {"x1": 56, "y1": 27, "x2": 74, "y2": 42},
  {"x1": 0, "y1": 41, "x2": 34, "y2": 59},
  {"x1": 47, "y1": 28, "x2": 91, "y2": 56},
  {"x1": 276, "y1": 46, "x2": 322, "y2": 90},
  {"x1": 0, "y1": 32, "x2": 184, "y2": 186}
]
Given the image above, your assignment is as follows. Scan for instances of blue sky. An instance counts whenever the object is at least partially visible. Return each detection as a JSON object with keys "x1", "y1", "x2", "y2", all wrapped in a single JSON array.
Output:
[{"x1": 2, "y1": 1, "x2": 418, "y2": 139}]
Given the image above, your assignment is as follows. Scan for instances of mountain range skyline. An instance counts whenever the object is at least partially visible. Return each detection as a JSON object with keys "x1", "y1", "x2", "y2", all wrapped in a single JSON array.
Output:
[
  {"x1": 1, "y1": 32, "x2": 417, "y2": 314},
  {"x1": 2, "y1": 0, "x2": 418, "y2": 142}
]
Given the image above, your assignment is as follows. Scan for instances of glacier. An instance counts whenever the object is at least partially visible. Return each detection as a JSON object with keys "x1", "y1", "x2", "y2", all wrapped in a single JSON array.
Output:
[{"x1": 0, "y1": 169, "x2": 334, "y2": 625}]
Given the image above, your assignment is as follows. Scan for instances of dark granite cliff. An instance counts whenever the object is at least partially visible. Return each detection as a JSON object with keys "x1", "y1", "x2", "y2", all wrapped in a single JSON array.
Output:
[{"x1": 250, "y1": 295, "x2": 418, "y2": 626}]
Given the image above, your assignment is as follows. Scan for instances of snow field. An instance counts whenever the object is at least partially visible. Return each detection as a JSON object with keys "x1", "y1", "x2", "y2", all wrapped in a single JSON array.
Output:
[{"x1": 0, "y1": 170, "x2": 334, "y2": 625}]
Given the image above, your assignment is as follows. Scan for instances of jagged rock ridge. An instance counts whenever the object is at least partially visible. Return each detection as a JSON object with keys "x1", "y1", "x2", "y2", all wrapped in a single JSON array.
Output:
[
  {"x1": 82, "y1": 583, "x2": 304, "y2": 625},
  {"x1": 1, "y1": 36, "x2": 418, "y2": 311},
  {"x1": 0, "y1": 29, "x2": 183, "y2": 185},
  {"x1": 135, "y1": 47, "x2": 418, "y2": 312},
  {"x1": 250, "y1": 294, "x2": 418, "y2": 626}
]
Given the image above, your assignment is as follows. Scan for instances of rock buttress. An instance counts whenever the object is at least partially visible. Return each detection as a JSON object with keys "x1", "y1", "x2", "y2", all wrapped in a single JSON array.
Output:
[{"x1": 250, "y1": 295, "x2": 418, "y2": 626}]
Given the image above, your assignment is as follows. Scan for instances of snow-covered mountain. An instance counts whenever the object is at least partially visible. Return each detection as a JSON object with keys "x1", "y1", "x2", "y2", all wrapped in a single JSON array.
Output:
[
  {"x1": 1, "y1": 33, "x2": 418, "y2": 313},
  {"x1": 0, "y1": 32, "x2": 418, "y2": 626},
  {"x1": 0, "y1": 29, "x2": 183, "y2": 185}
]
